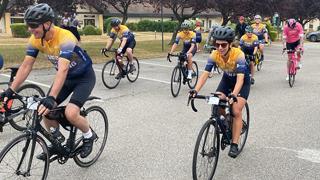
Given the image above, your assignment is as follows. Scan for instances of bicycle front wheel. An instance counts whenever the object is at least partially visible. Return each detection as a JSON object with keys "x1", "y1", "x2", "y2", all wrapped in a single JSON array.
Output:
[
  {"x1": 126, "y1": 57, "x2": 140, "y2": 82},
  {"x1": 74, "y1": 106, "x2": 108, "y2": 167},
  {"x1": 257, "y1": 61, "x2": 263, "y2": 71},
  {"x1": 9, "y1": 84, "x2": 46, "y2": 131},
  {"x1": 101, "y1": 59, "x2": 121, "y2": 89},
  {"x1": 237, "y1": 103, "x2": 250, "y2": 154},
  {"x1": 0, "y1": 134, "x2": 49, "y2": 180},
  {"x1": 192, "y1": 119, "x2": 220, "y2": 180},
  {"x1": 187, "y1": 61, "x2": 199, "y2": 89},
  {"x1": 170, "y1": 66, "x2": 182, "y2": 97},
  {"x1": 288, "y1": 61, "x2": 295, "y2": 88}
]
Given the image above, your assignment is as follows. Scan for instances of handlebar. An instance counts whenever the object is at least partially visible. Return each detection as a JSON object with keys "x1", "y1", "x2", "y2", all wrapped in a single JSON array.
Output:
[
  {"x1": 282, "y1": 49, "x2": 303, "y2": 55},
  {"x1": 102, "y1": 48, "x2": 118, "y2": 58},
  {"x1": 1, "y1": 93, "x2": 42, "y2": 114},
  {"x1": 167, "y1": 52, "x2": 186, "y2": 63}
]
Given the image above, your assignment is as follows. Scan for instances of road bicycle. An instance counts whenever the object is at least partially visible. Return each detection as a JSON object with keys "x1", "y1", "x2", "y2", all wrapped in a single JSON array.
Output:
[
  {"x1": 283, "y1": 49, "x2": 302, "y2": 88},
  {"x1": 101, "y1": 48, "x2": 139, "y2": 89},
  {"x1": 0, "y1": 93, "x2": 108, "y2": 179},
  {"x1": 0, "y1": 66, "x2": 45, "y2": 132},
  {"x1": 189, "y1": 93, "x2": 249, "y2": 179},
  {"x1": 167, "y1": 53, "x2": 199, "y2": 97}
]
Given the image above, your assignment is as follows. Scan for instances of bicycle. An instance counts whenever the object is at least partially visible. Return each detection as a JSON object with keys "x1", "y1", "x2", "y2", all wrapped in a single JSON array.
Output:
[
  {"x1": 0, "y1": 93, "x2": 108, "y2": 179},
  {"x1": 0, "y1": 66, "x2": 45, "y2": 132},
  {"x1": 283, "y1": 49, "x2": 302, "y2": 88},
  {"x1": 101, "y1": 48, "x2": 140, "y2": 89},
  {"x1": 189, "y1": 93, "x2": 249, "y2": 179},
  {"x1": 254, "y1": 49, "x2": 263, "y2": 71},
  {"x1": 167, "y1": 53, "x2": 199, "y2": 97}
]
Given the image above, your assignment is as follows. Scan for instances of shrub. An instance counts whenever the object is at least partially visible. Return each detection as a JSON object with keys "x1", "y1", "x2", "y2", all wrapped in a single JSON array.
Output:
[
  {"x1": 82, "y1": 25, "x2": 102, "y2": 35},
  {"x1": 126, "y1": 22, "x2": 138, "y2": 31},
  {"x1": 317, "y1": 26, "x2": 320, "y2": 31},
  {"x1": 78, "y1": 29, "x2": 83, "y2": 36},
  {"x1": 104, "y1": 17, "x2": 116, "y2": 33},
  {"x1": 269, "y1": 31, "x2": 278, "y2": 41},
  {"x1": 10, "y1": 23, "x2": 30, "y2": 38}
]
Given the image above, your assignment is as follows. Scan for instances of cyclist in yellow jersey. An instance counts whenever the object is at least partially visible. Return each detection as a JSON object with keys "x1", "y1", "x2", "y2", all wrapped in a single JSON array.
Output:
[
  {"x1": 251, "y1": 15, "x2": 268, "y2": 61},
  {"x1": 0, "y1": 4, "x2": 96, "y2": 159},
  {"x1": 169, "y1": 20, "x2": 197, "y2": 79},
  {"x1": 102, "y1": 18, "x2": 136, "y2": 79},
  {"x1": 240, "y1": 26, "x2": 259, "y2": 85},
  {"x1": 190, "y1": 27, "x2": 250, "y2": 158}
]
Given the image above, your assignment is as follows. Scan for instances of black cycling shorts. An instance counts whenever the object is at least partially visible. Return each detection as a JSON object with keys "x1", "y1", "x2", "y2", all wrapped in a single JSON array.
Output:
[
  {"x1": 48, "y1": 67, "x2": 96, "y2": 108},
  {"x1": 121, "y1": 39, "x2": 136, "y2": 54},
  {"x1": 286, "y1": 40, "x2": 300, "y2": 52},
  {"x1": 182, "y1": 44, "x2": 197, "y2": 56},
  {"x1": 216, "y1": 74, "x2": 250, "y2": 100},
  {"x1": 242, "y1": 48, "x2": 255, "y2": 62}
]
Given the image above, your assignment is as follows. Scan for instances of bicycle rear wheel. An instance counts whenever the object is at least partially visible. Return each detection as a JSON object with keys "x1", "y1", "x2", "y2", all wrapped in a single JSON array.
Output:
[
  {"x1": 170, "y1": 66, "x2": 182, "y2": 97},
  {"x1": 9, "y1": 84, "x2": 45, "y2": 131},
  {"x1": 192, "y1": 119, "x2": 220, "y2": 180},
  {"x1": 74, "y1": 106, "x2": 108, "y2": 167},
  {"x1": 187, "y1": 61, "x2": 199, "y2": 89},
  {"x1": 101, "y1": 59, "x2": 121, "y2": 89},
  {"x1": 126, "y1": 57, "x2": 140, "y2": 82},
  {"x1": 237, "y1": 103, "x2": 250, "y2": 154},
  {"x1": 0, "y1": 134, "x2": 49, "y2": 180},
  {"x1": 257, "y1": 61, "x2": 263, "y2": 71}
]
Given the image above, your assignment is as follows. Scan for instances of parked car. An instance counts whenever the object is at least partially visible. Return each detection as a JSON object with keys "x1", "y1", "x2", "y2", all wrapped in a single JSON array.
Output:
[{"x1": 306, "y1": 31, "x2": 320, "y2": 42}]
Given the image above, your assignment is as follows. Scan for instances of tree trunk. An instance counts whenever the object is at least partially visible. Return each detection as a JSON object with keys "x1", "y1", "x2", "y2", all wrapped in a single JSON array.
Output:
[
  {"x1": 0, "y1": 0, "x2": 9, "y2": 20},
  {"x1": 121, "y1": 8, "x2": 128, "y2": 24},
  {"x1": 169, "y1": 20, "x2": 183, "y2": 45},
  {"x1": 221, "y1": 14, "x2": 230, "y2": 26}
]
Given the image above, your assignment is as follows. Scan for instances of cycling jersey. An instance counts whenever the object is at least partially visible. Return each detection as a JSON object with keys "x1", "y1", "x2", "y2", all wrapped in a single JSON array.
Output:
[
  {"x1": 109, "y1": 25, "x2": 134, "y2": 42},
  {"x1": 175, "y1": 31, "x2": 196, "y2": 49},
  {"x1": 282, "y1": 22, "x2": 304, "y2": 43},
  {"x1": 205, "y1": 47, "x2": 249, "y2": 79},
  {"x1": 26, "y1": 26, "x2": 92, "y2": 78},
  {"x1": 251, "y1": 23, "x2": 267, "y2": 40},
  {"x1": 240, "y1": 34, "x2": 259, "y2": 49},
  {"x1": 194, "y1": 27, "x2": 202, "y2": 43}
]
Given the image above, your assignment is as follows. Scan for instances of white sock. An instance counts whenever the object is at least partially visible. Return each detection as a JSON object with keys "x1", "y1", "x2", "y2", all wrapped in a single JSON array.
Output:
[
  {"x1": 83, "y1": 129, "x2": 92, "y2": 139},
  {"x1": 188, "y1": 70, "x2": 192, "y2": 75}
]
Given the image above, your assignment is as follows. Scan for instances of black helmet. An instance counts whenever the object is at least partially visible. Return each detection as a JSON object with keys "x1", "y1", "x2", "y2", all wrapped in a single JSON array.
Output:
[
  {"x1": 110, "y1": 18, "x2": 121, "y2": 27},
  {"x1": 24, "y1": 3, "x2": 55, "y2": 25},
  {"x1": 213, "y1": 26, "x2": 235, "y2": 42}
]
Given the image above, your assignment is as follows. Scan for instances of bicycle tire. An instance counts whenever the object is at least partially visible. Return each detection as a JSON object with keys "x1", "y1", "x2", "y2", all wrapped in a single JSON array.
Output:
[
  {"x1": 288, "y1": 61, "x2": 295, "y2": 88},
  {"x1": 126, "y1": 57, "x2": 140, "y2": 83},
  {"x1": 257, "y1": 61, "x2": 263, "y2": 71},
  {"x1": 170, "y1": 66, "x2": 182, "y2": 97},
  {"x1": 0, "y1": 134, "x2": 49, "y2": 180},
  {"x1": 187, "y1": 61, "x2": 199, "y2": 89},
  {"x1": 101, "y1": 59, "x2": 121, "y2": 89},
  {"x1": 192, "y1": 119, "x2": 220, "y2": 180},
  {"x1": 9, "y1": 84, "x2": 45, "y2": 131},
  {"x1": 74, "y1": 106, "x2": 108, "y2": 167},
  {"x1": 237, "y1": 103, "x2": 250, "y2": 154}
]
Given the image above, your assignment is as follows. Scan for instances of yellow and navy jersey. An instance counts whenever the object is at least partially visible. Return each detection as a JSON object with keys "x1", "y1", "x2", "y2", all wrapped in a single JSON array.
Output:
[
  {"x1": 251, "y1": 23, "x2": 267, "y2": 40},
  {"x1": 205, "y1": 48, "x2": 249, "y2": 78},
  {"x1": 26, "y1": 26, "x2": 92, "y2": 78},
  {"x1": 239, "y1": 34, "x2": 259, "y2": 49},
  {"x1": 109, "y1": 25, "x2": 134, "y2": 41},
  {"x1": 175, "y1": 31, "x2": 196, "y2": 48}
]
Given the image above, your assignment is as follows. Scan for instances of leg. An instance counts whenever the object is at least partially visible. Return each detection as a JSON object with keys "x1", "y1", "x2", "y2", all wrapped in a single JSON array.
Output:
[
  {"x1": 187, "y1": 54, "x2": 193, "y2": 79},
  {"x1": 231, "y1": 97, "x2": 247, "y2": 144},
  {"x1": 126, "y1": 48, "x2": 134, "y2": 63},
  {"x1": 65, "y1": 103, "x2": 89, "y2": 133}
]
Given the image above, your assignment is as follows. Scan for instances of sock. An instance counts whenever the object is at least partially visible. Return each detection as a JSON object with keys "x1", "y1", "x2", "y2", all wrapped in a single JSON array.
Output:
[
  {"x1": 188, "y1": 70, "x2": 192, "y2": 75},
  {"x1": 83, "y1": 129, "x2": 92, "y2": 139}
]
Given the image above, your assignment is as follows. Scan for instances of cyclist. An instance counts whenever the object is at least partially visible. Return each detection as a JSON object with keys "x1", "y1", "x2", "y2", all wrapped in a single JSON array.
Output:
[
  {"x1": 169, "y1": 20, "x2": 197, "y2": 80},
  {"x1": 282, "y1": 18, "x2": 304, "y2": 80},
  {"x1": 190, "y1": 26, "x2": 250, "y2": 158},
  {"x1": 240, "y1": 26, "x2": 259, "y2": 85},
  {"x1": 204, "y1": 24, "x2": 220, "y2": 49},
  {"x1": 235, "y1": 16, "x2": 248, "y2": 40},
  {"x1": 102, "y1": 18, "x2": 136, "y2": 79},
  {"x1": 251, "y1": 15, "x2": 268, "y2": 61},
  {"x1": 194, "y1": 21, "x2": 202, "y2": 52},
  {"x1": 0, "y1": 3, "x2": 96, "y2": 159}
]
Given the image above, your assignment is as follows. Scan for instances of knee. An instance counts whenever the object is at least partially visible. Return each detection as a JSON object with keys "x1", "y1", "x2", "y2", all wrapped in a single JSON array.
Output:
[
  {"x1": 126, "y1": 48, "x2": 133, "y2": 54},
  {"x1": 65, "y1": 106, "x2": 80, "y2": 123},
  {"x1": 232, "y1": 108, "x2": 242, "y2": 119}
]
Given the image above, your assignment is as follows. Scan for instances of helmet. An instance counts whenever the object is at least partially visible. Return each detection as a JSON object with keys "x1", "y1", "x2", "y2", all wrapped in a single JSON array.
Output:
[
  {"x1": 213, "y1": 26, "x2": 235, "y2": 42},
  {"x1": 0, "y1": 54, "x2": 3, "y2": 69},
  {"x1": 245, "y1": 26, "x2": 253, "y2": 33},
  {"x1": 110, "y1": 18, "x2": 121, "y2": 27},
  {"x1": 24, "y1": 3, "x2": 55, "y2": 25},
  {"x1": 181, "y1": 20, "x2": 192, "y2": 29},
  {"x1": 287, "y1": 18, "x2": 297, "y2": 29},
  {"x1": 195, "y1": 21, "x2": 201, "y2": 27},
  {"x1": 254, "y1": 15, "x2": 262, "y2": 20}
]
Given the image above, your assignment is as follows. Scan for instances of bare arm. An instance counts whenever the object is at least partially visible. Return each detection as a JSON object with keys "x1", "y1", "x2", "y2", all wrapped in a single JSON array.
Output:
[
  {"x1": 48, "y1": 58, "x2": 70, "y2": 99},
  {"x1": 119, "y1": 37, "x2": 127, "y2": 49},
  {"x1": 187, "y1": 43, "x2": 195, "y2": 54},
  {"x1": 106, "y1": 38, "x2": 115, "y2": 50},
  {"x1": 232, "y1": 74, "x2": 244, "y2": 96},
  {"x1": 170, "y1": 43, "x2": 178, "y2": 54},
  {"x1": 10, "y1": 56, "x2": 36, "y2": 91}
]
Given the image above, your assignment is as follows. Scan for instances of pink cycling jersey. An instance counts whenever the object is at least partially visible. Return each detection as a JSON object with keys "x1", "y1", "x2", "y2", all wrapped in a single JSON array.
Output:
[{"x1": 283, "y1": 22, "x2": 304, "y2": 43}]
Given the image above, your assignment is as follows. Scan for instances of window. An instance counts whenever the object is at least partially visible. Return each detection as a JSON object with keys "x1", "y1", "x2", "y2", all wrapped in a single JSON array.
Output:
[
  {"x1": 209, "y1": 20, "x2": 212, "y2": 28},
  {"x1": 11, "y1": 18, "x2": 24, "y2": 24},
  {"x1": 84, "y1": 19, "x2": 95, "y2": 26}
]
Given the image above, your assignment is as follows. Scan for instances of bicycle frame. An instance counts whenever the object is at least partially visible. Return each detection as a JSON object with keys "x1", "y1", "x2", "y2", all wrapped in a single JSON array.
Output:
[
  {"x1": 168, "y1": 53, "x2": 189, "y2": 81},
  {"x1": 103, "y1": 49, "x2": 127, "y2": 74},
  {"x1": 287, "y1": 50, "x2": 298, "y2": 75}
]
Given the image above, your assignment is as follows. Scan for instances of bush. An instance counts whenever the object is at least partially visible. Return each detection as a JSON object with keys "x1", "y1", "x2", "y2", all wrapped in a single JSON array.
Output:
[
  {"x1": 82, "y1": 25, "x2": 102, "y2": 35},
  {"x1": 126, "y1": 22, "x2": 138, "y2": 31},
  {"x1": 269, "y1": 31, "x2": 278, "y2": 41},
  {"x1": 129, "y1": 20, "x2": 178, "y2": 32},
  {"x1": 10, "y1": 23, "x2": 30, "y2": 38},
  {"x1": 78, "y1": 29, "x2": 83, "y2": 36},
  {"x1": 317, "y1": 26, "x2": 320, "y2": 31},
  {"x1": 104, "y1": 17, "x2": 115, "y2": 33}
]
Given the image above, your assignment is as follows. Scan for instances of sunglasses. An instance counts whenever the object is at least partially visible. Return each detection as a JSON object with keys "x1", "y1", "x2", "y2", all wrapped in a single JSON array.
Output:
[
  {"x1": 215, "y1": 42, "x2": 229, "y2": 48},
  {"x1": 27, "y1": 23, "x2": 40, "y2": 29}
]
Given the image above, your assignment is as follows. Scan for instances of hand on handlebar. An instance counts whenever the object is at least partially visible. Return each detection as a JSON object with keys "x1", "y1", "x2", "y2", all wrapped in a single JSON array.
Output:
[
  {"x1": 227, "y1": 94, "x2": 238, "y2": 105},
  {"x1": 101, "y1": 48, "x2": 108, "y2": 54}
]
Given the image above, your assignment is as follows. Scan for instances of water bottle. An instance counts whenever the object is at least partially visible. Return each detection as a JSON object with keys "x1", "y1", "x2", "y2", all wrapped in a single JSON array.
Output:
[{"x1": 50, "y1": 127, "x2": 65, "y2": 143}]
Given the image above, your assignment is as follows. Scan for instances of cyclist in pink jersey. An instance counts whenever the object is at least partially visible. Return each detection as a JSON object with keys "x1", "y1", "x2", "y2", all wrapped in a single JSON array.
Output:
[{"x1": 282, "y1": 18, "x2": 304, "y2": 80}]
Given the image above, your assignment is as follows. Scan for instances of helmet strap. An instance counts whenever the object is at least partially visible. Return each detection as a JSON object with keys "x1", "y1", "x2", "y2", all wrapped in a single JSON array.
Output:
[{"x1": 41, "y1": 22, "x2": 52, "y2": 46}]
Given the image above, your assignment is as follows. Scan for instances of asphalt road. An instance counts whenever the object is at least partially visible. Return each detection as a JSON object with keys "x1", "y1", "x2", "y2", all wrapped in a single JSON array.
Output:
[{"x1": 0, "y1": 42, "x2": 320, "y2": 180}]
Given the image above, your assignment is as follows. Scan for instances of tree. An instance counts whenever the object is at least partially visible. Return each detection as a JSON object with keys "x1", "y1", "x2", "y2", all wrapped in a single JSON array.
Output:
[
  {"x1": 151, "y1": 0, "x2": 209, "y2": 44},
  {"x1": 0, "y1": 0, "x2": 10, "y2": 20}
]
